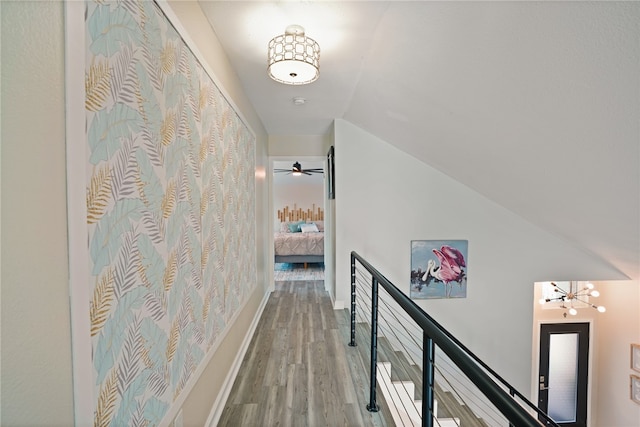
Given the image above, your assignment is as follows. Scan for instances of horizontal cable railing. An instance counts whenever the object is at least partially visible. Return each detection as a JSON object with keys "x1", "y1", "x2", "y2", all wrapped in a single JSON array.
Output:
[
  {"x1": 349, "y1": 251, "x2": 559, "y2": 427},
  {"x1": 354, "y1": 268, "x2": 504, "y2": 426}
]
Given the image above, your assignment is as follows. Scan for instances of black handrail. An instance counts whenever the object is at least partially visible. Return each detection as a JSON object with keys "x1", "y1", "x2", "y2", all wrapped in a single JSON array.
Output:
[{"x1": 350, "y1": 251, "x2": 559, "y2": 427}]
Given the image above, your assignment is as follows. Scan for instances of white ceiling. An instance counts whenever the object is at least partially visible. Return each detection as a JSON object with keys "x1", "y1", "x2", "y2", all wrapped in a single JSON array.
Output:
[{"x1": 198, "y1": 1, "x2": 640, "y2": 280}]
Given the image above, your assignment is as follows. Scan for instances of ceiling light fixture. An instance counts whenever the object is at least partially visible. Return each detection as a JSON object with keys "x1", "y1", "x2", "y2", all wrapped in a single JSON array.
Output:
[
  {"x1": 268, "y1": 25, "x2": 320, "y2": 85},
  {"x1": 292, "y1": 161, "x2": 303, "y2": 176},
  {"x1": 539, "y1": 281, "x2": 605, "y2": 317}
]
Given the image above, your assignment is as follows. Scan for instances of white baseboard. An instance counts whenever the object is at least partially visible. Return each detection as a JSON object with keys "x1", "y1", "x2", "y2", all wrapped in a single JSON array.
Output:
[
  {"x1": 334, "y1": 299, "x2": 345, "y2": 310},
  {"x1": 205, "y1": 291, "x2": 270, "y2": 426}
]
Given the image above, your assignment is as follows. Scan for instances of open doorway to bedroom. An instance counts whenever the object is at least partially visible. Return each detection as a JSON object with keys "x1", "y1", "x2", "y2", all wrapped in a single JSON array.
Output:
[{"x1": 272, "y1": 158, "x2": 326, "y2": 283}]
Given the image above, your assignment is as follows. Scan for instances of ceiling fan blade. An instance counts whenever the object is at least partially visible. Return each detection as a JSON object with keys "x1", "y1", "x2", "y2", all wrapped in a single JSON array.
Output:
[{"x1": 275, "y1": 163, "x2": 323, "y2": 175}]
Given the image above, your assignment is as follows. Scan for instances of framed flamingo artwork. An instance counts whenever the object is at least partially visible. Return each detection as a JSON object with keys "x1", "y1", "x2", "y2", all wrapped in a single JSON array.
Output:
[{"x1": 410, "y1": 240, "x2": 468, "y2": 299}]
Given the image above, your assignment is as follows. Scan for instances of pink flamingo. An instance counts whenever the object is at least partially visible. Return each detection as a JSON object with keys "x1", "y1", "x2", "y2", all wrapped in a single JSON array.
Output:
[{"x1": 421, "y1": 245, "x2": 466, "y2": 297}]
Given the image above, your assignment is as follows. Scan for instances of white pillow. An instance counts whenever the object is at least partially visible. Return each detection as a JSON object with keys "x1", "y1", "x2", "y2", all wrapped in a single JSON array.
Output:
[
  {"x1": 300, "y1": 223, "x2": 319, "y2": 233},
  {"x1": 308, "y1": 220, "x2": 324, "y2": 231}
]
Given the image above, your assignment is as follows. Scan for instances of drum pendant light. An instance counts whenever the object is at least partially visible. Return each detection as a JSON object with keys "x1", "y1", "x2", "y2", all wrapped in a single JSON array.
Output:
[{"x1": 268, "y1": 25, "x2": 320, "y2": 85}]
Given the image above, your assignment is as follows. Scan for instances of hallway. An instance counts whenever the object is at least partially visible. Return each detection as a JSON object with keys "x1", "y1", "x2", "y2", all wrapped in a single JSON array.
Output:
[{"x1": 217, "y1": 281, "x2": 389, "y2": 426}]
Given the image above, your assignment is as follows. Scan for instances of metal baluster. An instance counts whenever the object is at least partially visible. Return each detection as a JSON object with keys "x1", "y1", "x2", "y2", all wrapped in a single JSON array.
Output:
[
  {"x1": 349, "y1": 255, "x2": 357, "y2": 347},
  {"x1": 367, "y1": 276, "x2": 380, "y2": 412},
  {"x1": 423, "y1": 332, "x2": 435, "y2": 427},
  {"x1": 509, "y1": 389, "x2": 515, "y2": 427}
]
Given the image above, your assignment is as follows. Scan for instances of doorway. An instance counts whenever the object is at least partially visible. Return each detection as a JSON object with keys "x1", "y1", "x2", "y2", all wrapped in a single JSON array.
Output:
[
  {"x1": 538, "y1": 322, "x2": 590, "y2": 427},
  {"x1": 271, "y1": 158, "x2": 327, "y2": 283}
]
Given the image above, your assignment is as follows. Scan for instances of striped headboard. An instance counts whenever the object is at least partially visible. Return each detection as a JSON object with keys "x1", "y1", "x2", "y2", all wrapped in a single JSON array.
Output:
[{"x1": 277, "y1": 204, "x2": 324, "y2": 222}]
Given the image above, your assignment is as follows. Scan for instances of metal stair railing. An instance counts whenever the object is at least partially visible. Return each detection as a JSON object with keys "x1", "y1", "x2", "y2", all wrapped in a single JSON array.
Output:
[
  {"x1": 349, "y1": 251, "x2": 559, "y2": 427},
  {"x1": 353, "y1": 274, "x2": 494, "y2": 426}
]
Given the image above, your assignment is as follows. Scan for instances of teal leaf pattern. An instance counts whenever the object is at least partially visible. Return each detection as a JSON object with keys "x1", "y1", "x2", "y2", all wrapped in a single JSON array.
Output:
[
  {"x1": 130, "y1": 401, "x2": 147, "y2": 427},
  {"x1": 88, "y1": 103, "x2": 142, "y2": 164},
  {"x1": 137, "y1": 233, "x2": 165, "y2": 293},
  {"x1": 113, "y1": 229, "x2": 140, "y2": 298},
  {"x1": 116, "y1": 316, "x2": 143, "y2": 393},
  {"x1": 136, "y1": 148, "x2": 164, "y2": 213},
  {"x1": 143, "y1": 397, "x2": 169, "y2": 427},
  {"x1": 89, "y1": 198, "x2": 144, "y2": 276},
  {"x1": 94, "y1": 286, "x2": 146, "y2": 384},
  {"x1": 110, "y1": 136, "x2": 138, "y2": 200},
  {"x1": 87, "y1": 3, "x2": 140, "y2": 56},
  {"x1": 140, "y1": 317, "x2": 168, "y2": 368},
  {"x1": 109, "y1": 44, "x2": 139, "y2": 105},
  {"x1": 85, "y1": 1, "x2": 256, "y2": 425}
]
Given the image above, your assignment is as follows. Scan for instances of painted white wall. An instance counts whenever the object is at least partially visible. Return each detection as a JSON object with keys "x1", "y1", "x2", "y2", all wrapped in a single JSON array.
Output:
[
  {"x1": 589, "y1": 281, "x2": 640, "y2": 426},
  {"x1": 269, "y1": 134, "x2": 331, "y2": 157},
  {"x1": 333, "y1": 119, "x2": 627, "y2": 400},
  {"x1": 1, "y1": 1, "x2": 74, "y2": 424},
  {"x1": 324, "y1": 127, "x2": 337, "y2": 303}
]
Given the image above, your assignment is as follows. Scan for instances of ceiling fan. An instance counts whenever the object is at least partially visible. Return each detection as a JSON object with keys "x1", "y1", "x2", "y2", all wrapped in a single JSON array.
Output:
[{"x1": 274, "y1": 161, "x2": 323, "y2": 176}]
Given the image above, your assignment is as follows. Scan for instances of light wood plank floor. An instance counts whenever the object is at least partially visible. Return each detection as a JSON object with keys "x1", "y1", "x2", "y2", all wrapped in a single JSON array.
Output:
[{"x1": 217, "y1": 280, "x2": 390, "y2": 426}]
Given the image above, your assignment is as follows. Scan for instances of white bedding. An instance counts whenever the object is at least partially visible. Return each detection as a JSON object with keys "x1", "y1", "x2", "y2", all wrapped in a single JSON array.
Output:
[{"x1": 274, "y1": 231, "x2": 324, "y2": 256}]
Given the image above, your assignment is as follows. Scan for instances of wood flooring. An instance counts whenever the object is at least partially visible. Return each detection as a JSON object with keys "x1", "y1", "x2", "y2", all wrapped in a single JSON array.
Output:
[{"x1": 217, "y1": 281, "x2": 390, "y2": 427}]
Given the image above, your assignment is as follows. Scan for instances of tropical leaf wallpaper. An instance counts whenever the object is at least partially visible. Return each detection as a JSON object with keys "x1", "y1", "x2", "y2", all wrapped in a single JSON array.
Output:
[{"x1": 85, "y1": 1, "x2": 256, "y2": 425}]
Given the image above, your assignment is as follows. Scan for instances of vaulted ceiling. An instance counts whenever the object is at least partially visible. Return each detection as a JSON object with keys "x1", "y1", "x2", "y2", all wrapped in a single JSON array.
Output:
[{"x1": 198, "y1": 1, "x2": 640, "y2": 280}]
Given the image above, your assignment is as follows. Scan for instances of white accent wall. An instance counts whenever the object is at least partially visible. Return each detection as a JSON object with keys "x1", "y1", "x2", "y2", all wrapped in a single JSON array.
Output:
[{"x1": 333, "y1": 119, "x2": 630, "y2": 400}]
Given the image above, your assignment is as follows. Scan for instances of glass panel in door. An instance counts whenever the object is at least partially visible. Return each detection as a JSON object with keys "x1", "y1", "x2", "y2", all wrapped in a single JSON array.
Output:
[{"x1": 547, "y1": 333, "x2": 579, "y2": 422}]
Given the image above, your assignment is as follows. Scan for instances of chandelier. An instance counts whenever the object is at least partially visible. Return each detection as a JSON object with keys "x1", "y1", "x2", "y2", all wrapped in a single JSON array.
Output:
[
  {"x1": 268, "y1": 25, "x2": 320, "y2": 85},
  {"x1": 539, "y1": 281, "x2": 606, "y2": 316}
]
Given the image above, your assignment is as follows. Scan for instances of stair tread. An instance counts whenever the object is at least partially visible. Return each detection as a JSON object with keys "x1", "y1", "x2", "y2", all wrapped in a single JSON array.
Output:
[
  {"x1": 356, "y1": 322, "x2": 487, "y2": 427},
  {"x1": 354, "y1": 319, "x2": 489, "y2": 427}
]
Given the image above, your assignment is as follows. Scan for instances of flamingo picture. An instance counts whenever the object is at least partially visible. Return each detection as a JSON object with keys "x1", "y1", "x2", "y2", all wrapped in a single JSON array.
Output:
[
  {"x1": 424, "y1": 245, "x2": 466, "y2": 297},
  {"x1": 411, "y1": 241, "x2": 468, "y2": 299}
]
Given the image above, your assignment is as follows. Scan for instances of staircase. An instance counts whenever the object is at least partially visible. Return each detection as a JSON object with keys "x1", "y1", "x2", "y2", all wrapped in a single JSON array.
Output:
[
  {"x1": 351, "y1": 316, "x2": 488, "y2": 426},
  {"x1": 377, "y1": 361, "x2": 459, "y2": 426},
  {"x1": 349, "y1": 251, "x2": 558, "y2": 427}
]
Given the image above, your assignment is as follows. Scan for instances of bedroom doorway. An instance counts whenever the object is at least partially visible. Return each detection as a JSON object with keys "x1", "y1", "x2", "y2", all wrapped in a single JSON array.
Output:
[{"x1": 272, "y1": 158, "x2": 326, "y2": 283}]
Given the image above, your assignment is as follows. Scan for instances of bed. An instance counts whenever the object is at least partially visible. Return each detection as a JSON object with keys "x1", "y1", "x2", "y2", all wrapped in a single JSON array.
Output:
[{"x1": 274, "y1": 220, "x2": 325, "y2": 266}]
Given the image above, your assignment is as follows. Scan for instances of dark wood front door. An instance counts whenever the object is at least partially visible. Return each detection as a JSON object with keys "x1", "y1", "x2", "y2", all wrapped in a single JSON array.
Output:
[{"x1": 538, "y1": 322, "x2": 589, "y2": 427}]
